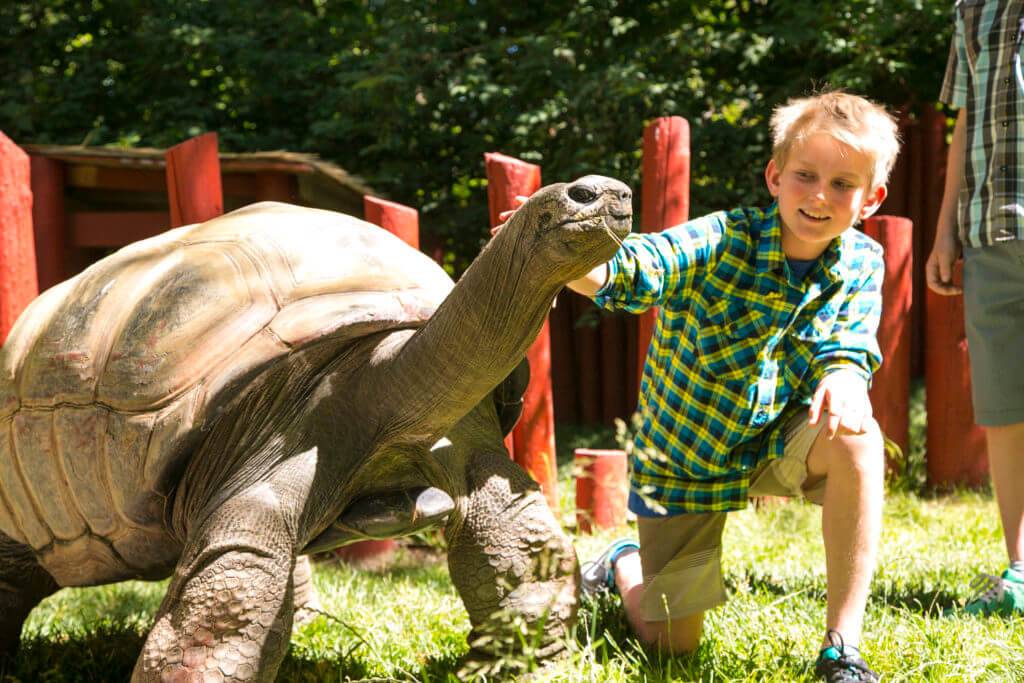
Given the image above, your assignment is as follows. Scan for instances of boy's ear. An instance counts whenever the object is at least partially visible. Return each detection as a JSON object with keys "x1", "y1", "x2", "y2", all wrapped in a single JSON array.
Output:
[
  {"x1": 764, "y1": 159, "x2": 782, "y2": 198},
  {"x1": 858, "y1": 184, "x2": 888, "y2": 220}
]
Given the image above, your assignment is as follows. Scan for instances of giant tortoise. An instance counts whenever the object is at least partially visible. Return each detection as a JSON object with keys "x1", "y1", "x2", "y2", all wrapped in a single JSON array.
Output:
[{"x1": 0, "y1": 175, "x2": 633, "y2": 680}]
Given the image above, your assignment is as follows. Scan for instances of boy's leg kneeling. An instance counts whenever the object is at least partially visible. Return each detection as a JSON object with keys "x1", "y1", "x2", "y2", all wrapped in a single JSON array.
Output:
[{"x1": 631, "y1": 512, "x2": 728, "y2": 653}]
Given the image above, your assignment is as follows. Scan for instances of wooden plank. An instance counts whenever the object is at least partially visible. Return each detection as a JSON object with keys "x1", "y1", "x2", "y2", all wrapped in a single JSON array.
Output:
[
  {"x1": 363, "y1": 196, "x2": 419, "y2": 249},
  {"x1": 69, "y1": 211, "x2": 169, "y2": 247},
  {"x1": 862, "y1": 215, "x2": 913, "y2": 461},
  {"x1": 254, "y1": 172, "x2": 297, "y2": 203},
  {"x1": 67, "y1": 165, "x2": 166, "y2": 192},
  {"x1": 29, "y1": 156, "x2": 67, "y2": 291},
  {"x1": 0, "y1": 132, "x2": 39, "y2": 343},
  {"x1": 638, "y1": 117, "x2": 690, "y2": 400},
  {"x1": 925, "y1": 260, "x2": 988, "y2": 488},
  {"x1": 484, "y1": 152, "x2": 558, "y2": 511},
  {"x1": 165, "y1": 132, "x2": 223, "y2": 228}
]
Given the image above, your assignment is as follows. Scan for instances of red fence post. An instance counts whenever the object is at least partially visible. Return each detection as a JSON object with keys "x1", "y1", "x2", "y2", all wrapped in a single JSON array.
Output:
[
  {"x1": 363, "y1": 196, "x2": 420, "y2": 249},
  {"x1": 484, "y1": 152, "x2": 559, "y2": 511},
  {"x1": 925, "y1": 260, "x2": 987, "y2": 487},
  {"x1": 0, "y1": 133, "x2": 38, "y2": 344},
  {"x1": 862, "y1": 215, "x2": 913, "y2": 460},
  {"x1": 338, "y1": 197, "x2": 423, "y2": 566},
  {"x1": 639, "y1": 118, "x2": 690, "y2": 395},
  {"x1": 29, "y1": 156, "x2": 66, "y2": 292},
  {"x1": 574, "y1": 448, "x2": 628, "y2": 534},
  {"x1": 165, "y1": 132, "x2": 224, "y2": 228}
]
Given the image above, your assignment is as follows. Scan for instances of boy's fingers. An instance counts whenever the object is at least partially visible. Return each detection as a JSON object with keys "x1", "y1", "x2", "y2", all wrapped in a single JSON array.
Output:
[
  {"x1": 498, "y1": 209, "x2": 515, "y2": 221},
  {"x1": 808, "y1": 391, "x2": 824, "y2": 425},
  {"x1": 827, "y1": 411, "x2": 841, "y2": 439}
]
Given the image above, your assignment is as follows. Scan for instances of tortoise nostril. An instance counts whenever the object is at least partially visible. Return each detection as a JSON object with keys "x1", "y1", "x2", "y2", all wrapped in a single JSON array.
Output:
[{"x1": 619, "y1": 190, "x2": 632, "y2": 201}]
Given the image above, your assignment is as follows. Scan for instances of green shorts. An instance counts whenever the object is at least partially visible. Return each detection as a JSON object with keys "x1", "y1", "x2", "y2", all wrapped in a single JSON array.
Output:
[
  {"x1": 963, "y1": 242, "x2": 1024, "y2": 427},
  {"x1": 634, "y1": 410, "x2": 827, "y2": 622}
]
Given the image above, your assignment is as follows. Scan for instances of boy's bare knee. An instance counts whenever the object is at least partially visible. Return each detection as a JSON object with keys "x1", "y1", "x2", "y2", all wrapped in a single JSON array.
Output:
[
  {"x1": 834, "y1": 417, "x2": 885, "y2": 480},
  {"x1": 644, "y1": 613, "x2": 703, "y2": 655}
]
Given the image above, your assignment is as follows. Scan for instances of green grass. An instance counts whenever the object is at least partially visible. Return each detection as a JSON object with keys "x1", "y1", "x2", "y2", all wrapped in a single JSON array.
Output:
[{"x1": 3, "y1": 401, "x2": 1022, "y2": 682}]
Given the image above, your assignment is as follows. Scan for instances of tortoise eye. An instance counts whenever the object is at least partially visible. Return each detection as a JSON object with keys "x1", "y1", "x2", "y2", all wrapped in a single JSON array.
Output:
[{"x1": 567, "y1": 185, "x2": 598, "y2": 204}]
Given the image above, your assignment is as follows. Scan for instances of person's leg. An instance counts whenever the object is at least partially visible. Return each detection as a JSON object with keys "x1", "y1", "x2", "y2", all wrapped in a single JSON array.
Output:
[
  {"x1": 985, "y1": 421, "x2": 1024, "y2": 564},
  {"x1": 582, "y1": 512, "x2": 726, "y2": 654},
  {"x1": 613, "y1": 551, "x2": 704, "y2": 654},
  {"x1": 804, "y1": 416, "x2": 885, "y2": 648}
]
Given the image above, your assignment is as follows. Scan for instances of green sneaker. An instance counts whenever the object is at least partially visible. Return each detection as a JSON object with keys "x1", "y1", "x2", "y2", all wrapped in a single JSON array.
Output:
[{"x1": 961, "y1": 568, "x2": 1024, "y2": 617}]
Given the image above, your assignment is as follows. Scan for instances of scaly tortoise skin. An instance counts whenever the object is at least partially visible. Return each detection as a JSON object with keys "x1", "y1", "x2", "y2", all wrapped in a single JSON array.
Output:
[{"x1": 0, "y1": 176, "x2": 632, "y2": 681}]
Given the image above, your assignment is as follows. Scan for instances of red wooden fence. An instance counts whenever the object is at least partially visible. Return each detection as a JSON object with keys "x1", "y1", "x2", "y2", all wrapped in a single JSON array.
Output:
[
  {"x1": 344, "y1": 194, "x2": 425, "y2": 563},
  {"x1": 0, "y1": 133, "x2": 38, "y2": 344},
  {"x1": 166, "y1": 132, "x2": 224, "y2": 228},
  {"x1": 484, "y1": 152, "x2": 559, "y2": 511},
  {"x1": 364, "y1": 196, "x2": 419, "y2": 250},
  {"x1": 924, "y1": 261, "x2": 988, "y2": 487},
  {"x1": 862, "y1": 215, "x2": 913, "y2": 459}
]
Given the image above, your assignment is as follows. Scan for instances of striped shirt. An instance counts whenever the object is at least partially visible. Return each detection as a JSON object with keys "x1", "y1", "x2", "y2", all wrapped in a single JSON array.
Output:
[
  {"x1": 940, "y1": 0, "x2": 1024, "y2": 247},
  {"x1": 593, "y1": 205, "x2": 884, "y2": 514}
]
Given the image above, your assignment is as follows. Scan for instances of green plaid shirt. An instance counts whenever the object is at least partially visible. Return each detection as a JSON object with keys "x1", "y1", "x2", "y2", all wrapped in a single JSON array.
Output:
[
  {"x1": 593, "y1": 205, "x2": 883, "y2": 514},
  {"x1": 940, "y1": 0, "x2": 1024, "y2": 247}
]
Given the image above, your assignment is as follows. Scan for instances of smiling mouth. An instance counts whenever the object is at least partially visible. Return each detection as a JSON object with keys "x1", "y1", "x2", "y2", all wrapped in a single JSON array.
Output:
[{"x1": 799, "y1": 209, "x2": 830, "y2": 222}]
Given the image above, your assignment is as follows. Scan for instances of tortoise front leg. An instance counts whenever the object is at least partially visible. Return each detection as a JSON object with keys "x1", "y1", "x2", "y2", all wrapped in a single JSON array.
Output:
[
  {"x1": 133, "y1": 486, "x2": 296, "y2": 682},
  {"x1": 446, "y1": 450, "x2": 579, "y2": 674}
]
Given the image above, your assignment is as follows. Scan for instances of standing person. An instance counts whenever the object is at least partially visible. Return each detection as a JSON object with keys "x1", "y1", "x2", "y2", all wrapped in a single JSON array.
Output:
[{"x1": 927, "y1": 0, "x2": 1024, "y2": 616}]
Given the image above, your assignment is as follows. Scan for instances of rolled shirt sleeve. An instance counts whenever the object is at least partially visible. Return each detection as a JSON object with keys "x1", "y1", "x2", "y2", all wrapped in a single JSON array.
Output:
[
  {"x1": 593, "y1": 212, "x2": 725, "y2": 313},
  {"x1": 939, "y1": 11, "x2": 968, "y2": 108}
]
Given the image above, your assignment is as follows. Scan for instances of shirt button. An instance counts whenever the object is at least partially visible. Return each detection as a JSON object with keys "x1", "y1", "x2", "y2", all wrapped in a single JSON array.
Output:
[
  {"x1": 1002, "y1": 121, "x2": 1010, "y2": 127},
  {"x1": 1006, "y1": 77, "x2": 1012, "y2": 85}
]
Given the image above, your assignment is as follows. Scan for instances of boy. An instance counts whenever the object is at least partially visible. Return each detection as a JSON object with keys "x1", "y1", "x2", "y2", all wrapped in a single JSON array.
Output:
[
  {"x1": 926, "y1": 0, "x2": 1024, "y2": 616},
  {"x1": 573, "y1": 92, "x2": 897, "y2": 683}
]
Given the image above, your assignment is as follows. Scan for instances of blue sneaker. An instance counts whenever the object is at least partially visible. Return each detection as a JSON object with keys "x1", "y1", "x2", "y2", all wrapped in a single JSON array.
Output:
[{"x1": 580, "y1": 538, "x2": 639, "y2": 595}]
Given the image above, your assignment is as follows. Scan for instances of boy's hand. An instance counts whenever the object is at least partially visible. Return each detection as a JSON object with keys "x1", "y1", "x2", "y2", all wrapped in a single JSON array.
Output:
[
  {"x1": 489, "y1": 195, "x2": 530, "y2": 236},
  {"x1": 925, "y1": 227, "x2": 963, "y2": 296},
  {"x1": 808, "y1": 369, "x2": 872, "y2": 439}
]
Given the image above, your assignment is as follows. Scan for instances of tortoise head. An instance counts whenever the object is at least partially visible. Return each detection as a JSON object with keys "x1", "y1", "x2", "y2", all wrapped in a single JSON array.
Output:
[{"x1": 501, "y1": 175, "x2": 633, "y2": 282}]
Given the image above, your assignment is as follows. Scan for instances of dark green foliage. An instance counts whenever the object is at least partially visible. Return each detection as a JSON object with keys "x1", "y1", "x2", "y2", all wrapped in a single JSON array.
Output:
[{"x1": 1, "y1": 0, "x2": 953, "y2": 270}]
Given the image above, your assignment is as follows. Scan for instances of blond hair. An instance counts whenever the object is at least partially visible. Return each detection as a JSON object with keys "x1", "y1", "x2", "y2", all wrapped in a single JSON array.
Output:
[{"x1": 770, "y1": 91, "x2": 900, "y2": 190}]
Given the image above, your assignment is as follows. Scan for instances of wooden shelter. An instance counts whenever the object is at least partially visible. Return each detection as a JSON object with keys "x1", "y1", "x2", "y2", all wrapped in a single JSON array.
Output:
[{"x1": 23, "y1": 143, "x2": 374, "y2": 290}]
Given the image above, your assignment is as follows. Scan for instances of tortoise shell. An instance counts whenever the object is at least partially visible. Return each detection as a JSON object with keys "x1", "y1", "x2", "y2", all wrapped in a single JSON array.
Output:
[{"x1": 0, "y1": 202, "x2": 451, "y2": 585}]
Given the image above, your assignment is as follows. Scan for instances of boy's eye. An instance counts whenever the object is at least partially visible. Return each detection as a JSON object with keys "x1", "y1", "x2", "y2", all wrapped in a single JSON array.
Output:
[
  {"x1": 832, "y1": 180, "x2": 854, "y2": 190},
  {"x1": 795, "y1": 171, "x2": 814, "y2": 181}
]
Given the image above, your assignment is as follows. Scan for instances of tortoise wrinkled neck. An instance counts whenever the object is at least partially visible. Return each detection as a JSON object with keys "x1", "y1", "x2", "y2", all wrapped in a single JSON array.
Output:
[{"x1": 373, "y1": 231, "x2": 562, "y2": 445}]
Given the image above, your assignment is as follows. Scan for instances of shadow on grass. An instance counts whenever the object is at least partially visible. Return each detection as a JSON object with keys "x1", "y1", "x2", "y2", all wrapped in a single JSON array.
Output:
[
  {"x1": 1, "y1": 625, "x2": 410, "y2": 682},
  {"x1": 726, "y1": 570, "x2": 962, "y2": 617}
]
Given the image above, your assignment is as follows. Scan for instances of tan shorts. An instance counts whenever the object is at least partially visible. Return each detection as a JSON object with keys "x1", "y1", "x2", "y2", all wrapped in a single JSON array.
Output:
[{"x1": 635, "y1": 411, "x2": 827, "y2": 622}]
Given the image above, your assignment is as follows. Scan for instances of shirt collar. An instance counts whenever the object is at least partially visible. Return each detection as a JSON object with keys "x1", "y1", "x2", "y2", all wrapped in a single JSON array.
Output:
[{"x1": 756, "y1": 202, "x2": 849, "y2": 285}]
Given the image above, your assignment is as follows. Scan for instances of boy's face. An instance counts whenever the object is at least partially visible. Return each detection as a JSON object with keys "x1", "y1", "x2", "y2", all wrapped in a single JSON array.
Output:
[{"x1": 765, "y1": 133, "x2": 887, "y2": 260}]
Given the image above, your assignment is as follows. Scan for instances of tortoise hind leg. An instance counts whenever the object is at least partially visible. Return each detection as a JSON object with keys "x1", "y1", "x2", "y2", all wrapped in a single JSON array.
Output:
[{"x1": 0, "y1": 533, "x2": 58, "y2": 657}]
